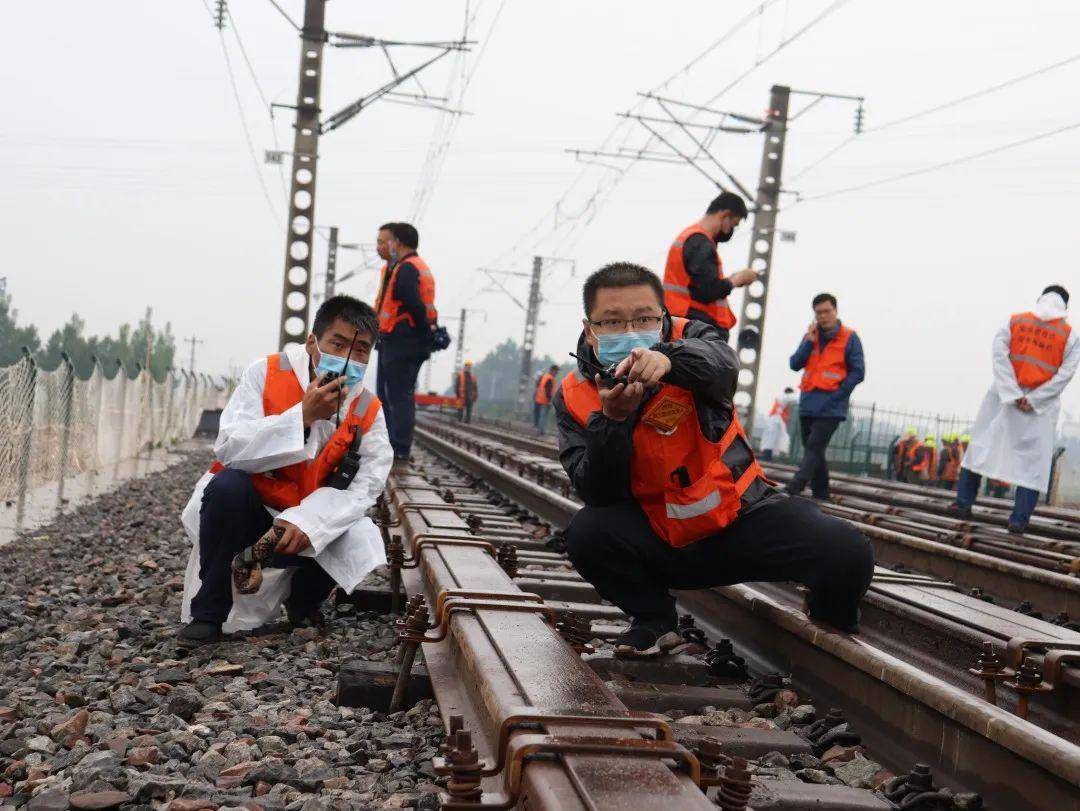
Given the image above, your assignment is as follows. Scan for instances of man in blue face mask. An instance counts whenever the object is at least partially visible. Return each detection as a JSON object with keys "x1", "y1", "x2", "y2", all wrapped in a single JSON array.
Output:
[
  {"x1": 176, "y1": 295, "x2": 393, "y2": 649},
  {"x1": 554, "y1": 263, "x2": 873, "y2": 659}
]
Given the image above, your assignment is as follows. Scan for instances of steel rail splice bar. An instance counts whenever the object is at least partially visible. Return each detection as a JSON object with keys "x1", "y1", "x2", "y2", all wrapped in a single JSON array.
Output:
[
  {"x1": 416, "y1": 419, "x2": 1080, "y2": 811},
  {"x1": 386, "y1": 478, "x2": 713, "y2": 810}
]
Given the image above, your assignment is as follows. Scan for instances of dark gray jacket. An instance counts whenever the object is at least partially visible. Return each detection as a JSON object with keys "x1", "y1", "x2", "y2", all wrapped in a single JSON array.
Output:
[{"x1": 553, "y1": 316, "x2": 774, "y2": 508}]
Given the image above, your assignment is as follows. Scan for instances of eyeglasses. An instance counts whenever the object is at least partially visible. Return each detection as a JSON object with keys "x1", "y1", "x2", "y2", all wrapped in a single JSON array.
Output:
[{"x1": 588, "y1": 315, "x2": 664, "y2": 334}]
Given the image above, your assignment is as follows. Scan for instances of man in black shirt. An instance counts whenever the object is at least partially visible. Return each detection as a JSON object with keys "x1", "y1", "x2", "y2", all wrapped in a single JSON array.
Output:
[
  {"x1": 663, "y1": 192, "x2": 758, "y2": 341},
  {"x1": 374, "y1": 222, "x2": 437, "y2": 462}
]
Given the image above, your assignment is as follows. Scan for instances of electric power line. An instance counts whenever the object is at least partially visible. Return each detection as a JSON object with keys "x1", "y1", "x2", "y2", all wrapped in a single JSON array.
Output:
[
  {"x1": 227, "y1": 5, "x2": 290, "y2": 203},
  {"x1": 790, "y1": 51, "x2": 1080, "y2": 181},
  {"x1": 264, "y1": 0, "x2": 300, "y2": 31},
  {"x1": 217, "y1": 28, "x2": 282, "y2": 225},
  {"x1": 800, "y1": 120, "x2": 1080, "y2": 202}
]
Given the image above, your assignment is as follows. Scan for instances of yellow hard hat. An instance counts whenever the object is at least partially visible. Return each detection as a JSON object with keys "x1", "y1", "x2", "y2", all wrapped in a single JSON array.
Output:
[
  {"x1": 464, "y1": 359, "x2": 473, "y2": 366},
  {"x1": 904, "y1": 426, "x2": 917, "y2": 436},
  {"x1": 960, "y1": 434, "x2": 971, "y2": 443},
  {"x1": 925, "y1": 433, "x2": 935, "y2": 441}
]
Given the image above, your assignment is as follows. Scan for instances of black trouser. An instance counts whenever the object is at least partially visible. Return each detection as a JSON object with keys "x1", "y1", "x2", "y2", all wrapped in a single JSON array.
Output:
[
  {"x1": 377, "y1": 337, "x2": 427, "y2": 457},
  {"x1": 759, "y1": 449, "x2": 774, "y2": 462},
  {"x1": 788, "y1": 416, "x2": 842, "y2": 499},
  {"x1": 460, "y1": 401, "x2": 473, "y2": 423},
  {"x1": 565, "y1": 495, "x2": 873, "y2": 632},
  {"x1": 190, "y1": 469, "x2": 335, "y2": 624}
]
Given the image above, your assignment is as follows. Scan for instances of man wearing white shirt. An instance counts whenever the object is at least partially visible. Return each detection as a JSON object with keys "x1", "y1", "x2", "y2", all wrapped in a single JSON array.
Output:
[
  {"x1": 949, "y1": 285, "x2": 1078, "y2": 533},
  {"x1": 177, "y1": 295, "x2": 393, "y2": 647}
]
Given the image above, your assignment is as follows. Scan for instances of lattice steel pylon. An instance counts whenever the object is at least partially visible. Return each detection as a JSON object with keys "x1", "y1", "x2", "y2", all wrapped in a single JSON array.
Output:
[
  {"x1": 277, "y1": 0, "x2": 327, "y2": 349},
  {"x1": 735, "y1": 84, "x2": 790, "y2": 433},
  {"x1": 515, "y1": 256, "x2": 543, "y2": 413}
]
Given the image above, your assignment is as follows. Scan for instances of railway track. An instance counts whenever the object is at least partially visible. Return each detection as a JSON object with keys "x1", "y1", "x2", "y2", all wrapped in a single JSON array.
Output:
[
  {"x1": 385, "y1": 417, "x2": 1080, "y2": 809},
  {"x1": 429, "y1": 417, "x2": 1080, "y2": 622}
]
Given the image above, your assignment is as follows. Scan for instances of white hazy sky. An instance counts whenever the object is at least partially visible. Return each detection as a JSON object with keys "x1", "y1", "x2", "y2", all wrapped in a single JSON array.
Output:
[{"x1": 4, "y1": 0, "x2": 1079, "y2": 420}]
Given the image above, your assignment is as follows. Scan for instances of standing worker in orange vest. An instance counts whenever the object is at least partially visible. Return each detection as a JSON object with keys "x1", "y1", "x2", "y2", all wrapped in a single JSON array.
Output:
[
  {"x1": 908, "y1": 434, "x2": 937, "y2": 483},
  {"x1": 891, "y1": 427, "x2": 918, "y2": 482},
  {"x1": 176, "y1": 296, "x2": 393, "y2": 648},
  {"x1": 456, "y1": 360, "x2": 478, "y2": 423},
  {"x1": 758, "y1": 387, "x2": 796, "y2": 461},
  {"x1": 533, "y1": 364, "x2": 559, "y2": 435},
  {"x1": 555, "y1": 262, "x2": 872, "y2": 656},
  {"x1": 786, "y1": 293, "x2": 865, "y2": 499},
  {"x1": 662, "y1": 192, "x2": 759, "y2": 341},
  {"x1": 949, "y1": 286, "x2": 1078, "y2": 533},
  {"x1": 374, "y1": 222, "x2": 438, "y2": 464}
]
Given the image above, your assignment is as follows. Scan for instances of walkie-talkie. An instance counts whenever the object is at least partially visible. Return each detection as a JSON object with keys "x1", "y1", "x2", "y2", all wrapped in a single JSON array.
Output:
[
  {"x1": 323, "y1": 331, "x2": 359, "y2": 428},
  {"x1": 569, "y1": 352, "x2": 629, "y2": 389}
]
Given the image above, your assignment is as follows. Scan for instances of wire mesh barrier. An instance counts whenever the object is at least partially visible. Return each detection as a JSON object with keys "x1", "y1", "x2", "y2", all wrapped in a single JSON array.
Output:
[
  {"x1": 756, "y1": 401, "x2": 1080, "y2": 506},
  {"x1": 0, "y1": 349, "x2": 232, "y2": 533}
]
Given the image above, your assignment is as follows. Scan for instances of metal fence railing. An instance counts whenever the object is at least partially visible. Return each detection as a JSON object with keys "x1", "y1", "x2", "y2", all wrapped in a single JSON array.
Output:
[
  {"x1": 1, "y1": 349, "x2": 232, "y2": 532},
  {"x1": 776, "y1": 402, "x2": 974, "y2": 477}
]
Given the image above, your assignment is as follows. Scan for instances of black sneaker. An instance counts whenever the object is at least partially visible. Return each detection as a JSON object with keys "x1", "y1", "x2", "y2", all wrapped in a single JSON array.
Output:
[
  {"x1": 945, "y1": 504, "x2": 972, "y2": 519},
  {"x1": 176, "y1": 620, "x2": 222, "y2": 651},
  {"x1": 614, "y1": 620, "x2": 681, "y2": 659},
  {"x1": 286, "y1": 606, "x2": 327, "y2": 629},
  {"x1": 1006, "y1": 522, "x2": 1026, "y2": 535}
]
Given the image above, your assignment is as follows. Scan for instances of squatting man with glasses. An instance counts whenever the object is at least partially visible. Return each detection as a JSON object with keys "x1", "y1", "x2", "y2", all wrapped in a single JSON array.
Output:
[
  {"x1": 555, "y1": 262, "x2": 874, "y2": 657},
  {"x1": 176, "y1": 295, "x2": 393, "y2": 648}
]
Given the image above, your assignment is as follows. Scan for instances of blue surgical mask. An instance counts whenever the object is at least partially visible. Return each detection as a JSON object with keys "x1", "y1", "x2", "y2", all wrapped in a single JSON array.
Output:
[
  {"x1": 316, "y1": 351, "x2": 367, "y2": 390},
  {"x1": 595, "y1": 330, "x2": 662, "y2": 367}
]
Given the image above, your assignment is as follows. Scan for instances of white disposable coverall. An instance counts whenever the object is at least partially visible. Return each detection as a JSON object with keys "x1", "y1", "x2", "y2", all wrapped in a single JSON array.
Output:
[
  {"x1": 961, "y1": 293, "x2": 1078, "y2": 493},
  {"x1": 180, "y1": 344, "x2": 393, "y2": 632},
  {"x1": 759, "y1": 391, "x2": 798, "y2": 455}
]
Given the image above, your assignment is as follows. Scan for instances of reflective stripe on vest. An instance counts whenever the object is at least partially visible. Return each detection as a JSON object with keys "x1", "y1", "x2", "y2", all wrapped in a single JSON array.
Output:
[
  {"x1": 209, "y1": 354, "x2": 382, "y2": 510},
  {"x1": 377, "y1": 254, "x2": 438, "y2": 334},
  {"x1": 662, "y1": 224, "x2": 736, "y2": 329},
  {"x1": 1008, "y1": 311, "x2": 1070, "y2": 389},
  {"x1": 800, "y1": 325, "x2": 854, "y2": 393},
  {"x1": 560, "y1": 317, "x2": 765, "y2": 548}
]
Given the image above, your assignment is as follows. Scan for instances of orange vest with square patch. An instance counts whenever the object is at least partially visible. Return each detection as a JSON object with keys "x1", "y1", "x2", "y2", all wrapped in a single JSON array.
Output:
[{"x1": 560, "y1": 317, "x2": 766, "y2": 547}]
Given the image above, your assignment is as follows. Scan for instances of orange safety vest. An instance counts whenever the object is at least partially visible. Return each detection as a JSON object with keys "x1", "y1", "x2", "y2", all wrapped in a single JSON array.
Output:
[
  {"x1": 893, "y1": 437, "x2": 912, "y2": 474},
  {"x1": 535, "y1": 372, "x2": 555, "y2": 405},
  {"x1": 1008, "y1": 311, "x2": 1071, "y2": 389},
  {"x1": 768, "y1": 398, "x2": 791, "y2": 424},
  {"x1": 908, "y1": 443, "x2": 936, "y2": 477},
  {"x1": 800, "y1": 325, "x2": 854, "y2": 393},
  {"x1": 377, "y1": 254, "x2": 438, "y2": 334},
  {"x1": 940, "y1": 443, "x2": 961, "y2": 483},
  {"x1": 209, "y1": 352, "x2": 382, "y2": 510},
  {"x1": 663, "y1": 224, "x2": 736, "y2": 329},
  {"x1": 561, "y1": 317, "x2": 766, "y2": 548},
  {"x1": 458, "y1": 369, "x2": 476, "y2": 402}
]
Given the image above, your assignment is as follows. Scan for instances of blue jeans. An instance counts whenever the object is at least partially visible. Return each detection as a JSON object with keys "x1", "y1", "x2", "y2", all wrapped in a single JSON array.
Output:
[
  {"x1": 533, "y1": 402, "x2": 552, "y2": 434},
  {"x1": 955, "y1": 467, "x2": 1040, "y2": 527}
]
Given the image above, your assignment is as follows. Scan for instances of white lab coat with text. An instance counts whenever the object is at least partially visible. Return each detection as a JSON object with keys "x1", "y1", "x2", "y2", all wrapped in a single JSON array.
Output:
[
  {"x1": 962, "y1": 295, "x2": 1078, "y2": 493},
  {"x1": 180, "y1": 344, "x2": 393, "y2": 632}
]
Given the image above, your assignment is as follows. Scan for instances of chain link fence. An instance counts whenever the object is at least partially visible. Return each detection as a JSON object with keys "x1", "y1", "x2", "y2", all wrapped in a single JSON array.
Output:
[{"x1": 1, "y1": 349, "x2": 232, "y2": 531}]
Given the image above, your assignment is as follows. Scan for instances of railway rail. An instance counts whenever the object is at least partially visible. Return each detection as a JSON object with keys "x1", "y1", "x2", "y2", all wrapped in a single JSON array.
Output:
[
  {"x1": 383, "y1": 417, "x2": 1080, "y2": 809},
  {"x1": 427, "y1": 417, "x2": 1080, "y2": 622}
]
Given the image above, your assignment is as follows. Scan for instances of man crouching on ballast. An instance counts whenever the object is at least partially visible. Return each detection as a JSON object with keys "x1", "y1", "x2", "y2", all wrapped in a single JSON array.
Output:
[
  {"x1": 177, "y1": 295, "x2": 393, "y2": 648},
  {"x1": 555, "y1": 263, "x2": 873, "y2": 657}
]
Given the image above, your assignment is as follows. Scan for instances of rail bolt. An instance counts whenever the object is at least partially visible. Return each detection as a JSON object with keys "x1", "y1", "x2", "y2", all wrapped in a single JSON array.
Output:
[
  {"x1": 1005, "y1": 655, "x2": 1050, "y2": 720},
  {"x1": 705, "y1": 639, "x2": 748, "y2": 681},
  {"x1": 555, "y1": 612, "x2": 594, "y2": 654},
  {"x1": 717, "y1": 756, "x2": 753, "y2": 810},
  {"x1": 968, "y1": 641, "x2": 1006, "y2": 705},
  {"x1": 437, "y1": 729, "x2": 483, "y2": 803},
  {"x1": 496, "y1": 543, "x2": 519, "y2": 579}
]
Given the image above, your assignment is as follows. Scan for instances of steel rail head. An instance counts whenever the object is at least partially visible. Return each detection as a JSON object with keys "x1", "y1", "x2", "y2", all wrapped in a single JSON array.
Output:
[{"x1": 436, "y1": 731, "x2": 702, "y2": 810}]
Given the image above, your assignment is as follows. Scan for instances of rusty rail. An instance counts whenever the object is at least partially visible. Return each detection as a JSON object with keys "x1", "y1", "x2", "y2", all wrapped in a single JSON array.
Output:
[
  {"x1": 414, "y1": 421, "x2": 1080, "y2": 811},
  {"x1": 383, "y1": 466, "x2": 714, "y2": 810}
]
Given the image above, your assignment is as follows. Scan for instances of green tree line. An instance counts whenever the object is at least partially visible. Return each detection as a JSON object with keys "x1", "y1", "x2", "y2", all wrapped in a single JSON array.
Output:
[
  {"x1": 0, "y1": 291, "x2": 175, "y2": 380},
  {"x1": 439, "y1": 338, "x2": 571, "y2": 403}
]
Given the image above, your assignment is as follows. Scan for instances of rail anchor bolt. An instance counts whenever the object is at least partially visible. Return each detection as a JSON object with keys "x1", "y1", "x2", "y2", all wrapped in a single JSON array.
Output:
[
  {"x1": 967, "y1": 641, "x2": 1006, "y2": 705},
  {"x1": 1004, "y1": 656, "x2": 1051, "y2": 719}
]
